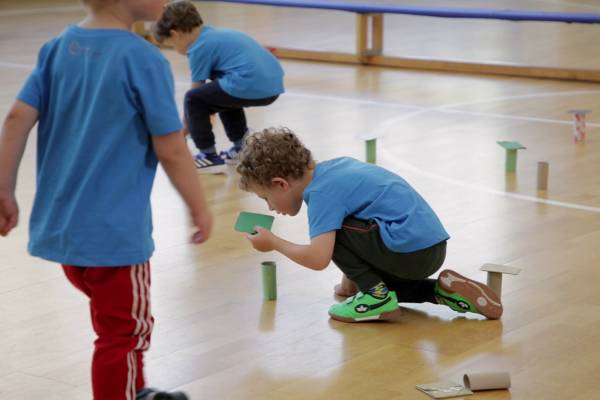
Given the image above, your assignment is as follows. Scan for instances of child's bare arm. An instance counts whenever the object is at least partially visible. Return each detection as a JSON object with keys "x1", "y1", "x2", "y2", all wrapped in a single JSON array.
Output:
[
  {"x1": 0, "y1": 101, "x2": 38, "y2": 236},
  {"x1": 247, "y1": 228, "x2": 335, "y2": 270},
  {"x1": 152, "y1": 131, "x2": 213, "y2": 243}
]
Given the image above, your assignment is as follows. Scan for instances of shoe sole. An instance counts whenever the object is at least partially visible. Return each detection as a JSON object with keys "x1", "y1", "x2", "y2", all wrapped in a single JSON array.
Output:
[
  {"x1": 195, "y1": 164, "x2": 227, "y2": 174},
  {"x1": 328, "y1": 307, "x2": 402, "y2": 323},
  {"x1": 437, "y1": 269, "x2": 503, "y2": 319}
]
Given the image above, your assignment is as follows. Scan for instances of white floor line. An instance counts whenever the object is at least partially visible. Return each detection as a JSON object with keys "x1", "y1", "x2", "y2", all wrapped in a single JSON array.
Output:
[
  {"x1": 178, "y1": 76, "x2": 600, "y2": 213},
  {"x1": 273, "y1": 91, "x2": 425, "y2": 111},
  {"x1": 0, "y1": 61, "x2": 33, "y2": 70},
  {"x1": 5, "y1": 62, "x2": 599, "y2": 129},
  {"x1": 293, "y1": 89, "x2": 600, "y2": 130},
  {"x1": 2, "y1": 59, "x2": 598, "y2": 213},
  {"x1": 175, "y1": 79, "x2": 600, "y2": 134},
  {"x1": 0, "y1": 5, "x2": 83, "y2": 17},
  {"x1": 363, "y1": 88, "x2": 600, "y2": 138},
  {"x1": 378, "y1": 145, "x2": 600, "y2": 214}
]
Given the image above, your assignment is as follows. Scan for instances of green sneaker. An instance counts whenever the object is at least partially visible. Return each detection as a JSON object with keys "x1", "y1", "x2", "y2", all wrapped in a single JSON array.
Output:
[
  {"x1": 435, "y1": 269, "x2": 503, "y2": 319},
  {"x1": 328, "y1": 291, "x2": 401, "y2": 323}
]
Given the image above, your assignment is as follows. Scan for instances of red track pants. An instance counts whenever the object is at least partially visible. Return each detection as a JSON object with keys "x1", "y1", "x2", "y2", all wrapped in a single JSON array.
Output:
[{"x1": 62, "y1": 262, "x2": 154, "y2": 400}]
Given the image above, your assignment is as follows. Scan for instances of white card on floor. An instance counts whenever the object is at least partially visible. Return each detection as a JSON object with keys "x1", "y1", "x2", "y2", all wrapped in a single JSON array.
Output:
[{"x1": 416, "y1": 382, "x2": 473, "y2": 399}]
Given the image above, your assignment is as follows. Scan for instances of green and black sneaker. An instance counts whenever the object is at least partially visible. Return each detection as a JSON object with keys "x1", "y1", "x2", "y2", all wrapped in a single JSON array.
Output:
[
  {"x1": 435, "y1": 269, "x2": 503, "y2": 319},
  {"x1": 328, "y1": 291, "x2": 401, "y2": 323}
]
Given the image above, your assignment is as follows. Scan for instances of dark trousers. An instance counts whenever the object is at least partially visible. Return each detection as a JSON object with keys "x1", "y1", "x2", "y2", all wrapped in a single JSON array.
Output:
[
  {"x1": 332, "y1": 217, "x2": 447, "y2": 303},
  {"x1": 184, "y1": 81, "x2": 279, "y2": 152}
]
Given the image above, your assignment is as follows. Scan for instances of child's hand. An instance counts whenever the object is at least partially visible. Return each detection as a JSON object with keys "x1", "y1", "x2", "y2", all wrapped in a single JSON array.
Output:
[
  {"x1": 246, "y1": 226, "x2": 275, "y2": 252},
  {"x1": 0, "y1": 191, "x2": 18, "y2": 236},
  {"x1": 191, "y1": 210, "x2": 213, "y2": 244}
]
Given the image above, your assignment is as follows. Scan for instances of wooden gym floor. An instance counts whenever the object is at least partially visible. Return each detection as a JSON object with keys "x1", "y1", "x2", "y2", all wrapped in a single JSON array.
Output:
[{"x1": 1, "y1": 1, "x2": 599, "y2": 399}]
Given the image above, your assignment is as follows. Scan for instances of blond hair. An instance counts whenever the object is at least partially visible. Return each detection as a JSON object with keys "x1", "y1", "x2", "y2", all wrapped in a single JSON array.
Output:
[{"x1": 237, "y1": 127, "x2": 314, "y2": 190}]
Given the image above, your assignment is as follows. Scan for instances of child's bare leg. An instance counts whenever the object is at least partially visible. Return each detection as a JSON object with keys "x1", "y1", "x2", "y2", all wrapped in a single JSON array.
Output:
[{"x1": 334, "y1": 274, "x2": 359, "y2": 297}]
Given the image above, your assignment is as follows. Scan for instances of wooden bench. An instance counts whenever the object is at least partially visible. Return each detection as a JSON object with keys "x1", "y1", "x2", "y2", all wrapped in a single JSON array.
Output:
[{"x1": 197, "y1": 0, "x2": 600, "y2": 83}]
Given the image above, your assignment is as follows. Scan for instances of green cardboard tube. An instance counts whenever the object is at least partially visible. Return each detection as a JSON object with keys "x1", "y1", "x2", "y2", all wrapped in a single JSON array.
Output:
[
  {"x1": 261, "y1": 261, "x2": 277, "y2": 300},
  {"x1": 366, "y1": 139, "x2": 376, "y2": 164},
  {"x1": 505, "y1": 149, "x2": 517, "y2": 172}
]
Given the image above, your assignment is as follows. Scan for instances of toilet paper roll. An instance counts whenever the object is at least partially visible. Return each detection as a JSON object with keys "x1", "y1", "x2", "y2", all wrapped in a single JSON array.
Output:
[
  {"x1": 261, "y1": 261, "x2": 277, "y2": 301},
  {"x1": 463, "y1": 372, "x2": 510, "y2": 391},
  {"x1": 537, "y1": 161, "x2": 549, "y2": 191}
]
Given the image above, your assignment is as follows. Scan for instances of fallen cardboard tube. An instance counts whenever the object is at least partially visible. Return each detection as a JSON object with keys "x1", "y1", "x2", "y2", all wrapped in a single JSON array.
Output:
[{"x1": 463, "y1": 372, "x2": 511, "y2": 391}]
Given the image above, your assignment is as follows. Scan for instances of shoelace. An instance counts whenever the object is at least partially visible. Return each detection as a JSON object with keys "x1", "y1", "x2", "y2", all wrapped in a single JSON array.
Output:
[{"x1": 345, "y1": 291, "x2": 365, "y2": 304}]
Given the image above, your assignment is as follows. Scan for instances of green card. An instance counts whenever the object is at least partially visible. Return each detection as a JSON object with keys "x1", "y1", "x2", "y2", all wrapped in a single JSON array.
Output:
[
  {"x1": 497, "y1": 141, "x2": 526, "y2": 150},
  {"x1": 234, "y1": 211, "x2": 274, "y2": 234}
]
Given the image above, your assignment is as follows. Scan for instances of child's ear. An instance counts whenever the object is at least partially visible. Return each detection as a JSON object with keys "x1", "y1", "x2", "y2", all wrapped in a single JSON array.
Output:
[{"x1": 271, "y1": 177, "x2": 289, "y2": 190}]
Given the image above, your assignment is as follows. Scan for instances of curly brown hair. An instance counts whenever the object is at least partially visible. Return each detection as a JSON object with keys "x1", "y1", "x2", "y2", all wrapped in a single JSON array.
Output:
[
  {"x1": 152, "y1": 0, "x2": 203, "y2": 43},
  {"x1": 237, "y1": 127, "x2": 315, "y2": 191}
]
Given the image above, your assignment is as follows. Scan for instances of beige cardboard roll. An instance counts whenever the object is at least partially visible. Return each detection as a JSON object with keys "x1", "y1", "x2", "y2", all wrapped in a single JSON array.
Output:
[
  {"x1": 463, "y1": 372, "x2": 510, "y2": 391},
  {"x1": 486, "y1": 271, "x2": 503, "y2": 297},
  {"x1": 537, "y1": 161, "x2": 549, "y2": 191}
]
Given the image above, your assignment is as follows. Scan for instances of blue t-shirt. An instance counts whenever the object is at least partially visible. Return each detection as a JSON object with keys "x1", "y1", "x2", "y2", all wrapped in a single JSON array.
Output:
[
  {"x1": 303, "y1": 157, "x2": 449, "y2": 253},
  {"x1": 187, "y1": 26, "x2": 284, "y2": 99},
  {"x1": 17, "y1": 26, "x2": 182, "y2": 266}
]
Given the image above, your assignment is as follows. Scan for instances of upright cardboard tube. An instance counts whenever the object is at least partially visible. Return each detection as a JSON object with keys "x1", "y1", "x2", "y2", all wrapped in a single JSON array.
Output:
[
  {"x1": 486, "y1": 271, "x2": 503, "y2": 298},
  {"x1": 537, "y1": 161, "x2": 549, "y2": 191},
  {"x1": 261, "y1": 261, "x2": 277, "y2": 300},
  {"x1": 505, "y1": 149, "x2": 517, "y2": 172}
]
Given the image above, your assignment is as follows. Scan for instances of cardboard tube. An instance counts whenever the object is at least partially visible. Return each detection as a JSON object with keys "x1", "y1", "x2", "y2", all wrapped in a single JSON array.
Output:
[
  {"x1": 537, "y1": 162, "x2": 549, "y2": 191},
  {"x1": 261, "y1": 261, "x2": 277, "y2": 300},
  {"x1": 366, "y1": 139, "x2": 376, "y2": 164},
  {"x1": 463, "y1": 372, "x2": 511, "y2": 391},
  {"x1": 505, "y1": 149, "x2": 517, "y2": 172},
  {"x1": 486, "y1": 271, "x2": 503, "y2": 298}
]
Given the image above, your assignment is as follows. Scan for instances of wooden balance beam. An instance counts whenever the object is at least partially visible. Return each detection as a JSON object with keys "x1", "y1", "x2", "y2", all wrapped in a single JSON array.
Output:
[{"x1": 197, "y1": 0, "x2": 600, "y2": 82}]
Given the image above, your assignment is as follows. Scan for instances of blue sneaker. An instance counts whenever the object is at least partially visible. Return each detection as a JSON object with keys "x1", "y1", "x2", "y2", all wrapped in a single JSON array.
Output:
[
  {"x1": 219, "y1": 146, "x2": 242, "y2": 165},
  {"x1": 193, "y1": 152, "x2": 227, "y2": 174}
]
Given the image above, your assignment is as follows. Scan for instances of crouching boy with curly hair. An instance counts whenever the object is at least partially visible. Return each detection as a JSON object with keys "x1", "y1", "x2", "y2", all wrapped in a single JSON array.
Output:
[{"x1": 236, "y1": 127, "x2": 503, "y2": 322}]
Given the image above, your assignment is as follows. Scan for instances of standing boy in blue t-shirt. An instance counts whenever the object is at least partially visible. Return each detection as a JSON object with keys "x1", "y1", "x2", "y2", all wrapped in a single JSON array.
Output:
[
  {"x1": 153, "y1": 0, "x2": 285, "y2": 173},
  {"x1": 0, "y1": 0, "x2": 212, "y2": 399},
  {"x1": 236, "y1": 127, "x2": 503, "y2": 323}
]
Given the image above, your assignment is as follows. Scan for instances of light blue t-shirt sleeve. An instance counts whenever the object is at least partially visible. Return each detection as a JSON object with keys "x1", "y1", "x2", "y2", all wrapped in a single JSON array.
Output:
[
  {"x1": 188, "y1": 41, "x2": 215, "y2": 82},
  {"x1": 306, "y1": 191, "x2": 348, "y2": 238},
  {"x1": 131, "y1": 56, "x2": 182, "y2": 136},
  {"x1": 17, "y1": 70, "x2": 42, "y2": 109},
  {"x1": 16, "y1": 43, "x2": 51, "y2": 110}
]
